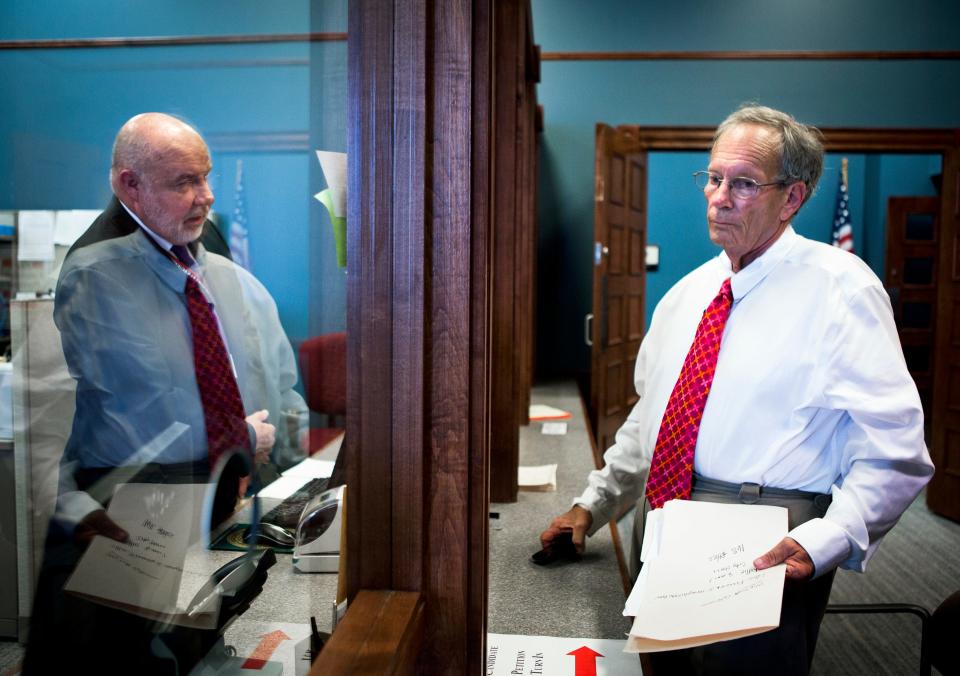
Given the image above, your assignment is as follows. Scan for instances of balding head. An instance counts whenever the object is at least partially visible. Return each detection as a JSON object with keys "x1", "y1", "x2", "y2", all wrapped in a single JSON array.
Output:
[
  {"x1": 110, "y1": 113, "x2": 215, "y2": 244},
  {"x1": 110, "y1": 113, "x2": 208, "y2": 189}
]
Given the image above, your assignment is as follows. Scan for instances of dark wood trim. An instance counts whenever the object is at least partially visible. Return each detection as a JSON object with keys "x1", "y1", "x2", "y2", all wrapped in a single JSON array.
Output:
[
  {"x1": 613, "y1": 126, "x2": 960, "y2": 154},
  {"x1": 347, "y1": 0, "x2": 396, "y2": 594},
  {"x1": 541, "y1": 49, "x2": 960, "y2": 62},
  {"x1": 489, "y1": 0, "x2": 522, "y2": 502},
  {"x1": 309, "y1": 590, "x2": 425, "y2": 675},
  {"x1": 0, "y1": 32, "x2": 346, "y2": 50},
  {"x1": 347, "y1": 1, "x2": 493, "y2": 673},
  {"x1": 469, "y1": 0, "x2": 494, "y2": 669}
]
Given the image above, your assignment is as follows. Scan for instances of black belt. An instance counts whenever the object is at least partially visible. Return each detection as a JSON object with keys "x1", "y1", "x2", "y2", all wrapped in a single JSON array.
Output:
[{"x1": 692, "y1": 473, "x2": 833, "y2": 511}]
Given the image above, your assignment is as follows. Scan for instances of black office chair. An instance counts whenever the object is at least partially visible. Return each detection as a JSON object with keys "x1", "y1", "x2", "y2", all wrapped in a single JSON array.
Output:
[{"x1": 824, "y1": 589, "x2": 959, "y2": 676}]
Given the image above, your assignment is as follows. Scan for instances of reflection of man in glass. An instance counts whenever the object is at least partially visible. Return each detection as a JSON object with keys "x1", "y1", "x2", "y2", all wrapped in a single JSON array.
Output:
[{"x1": 24, "y1": 113, "x2": 305, "y2": 673}]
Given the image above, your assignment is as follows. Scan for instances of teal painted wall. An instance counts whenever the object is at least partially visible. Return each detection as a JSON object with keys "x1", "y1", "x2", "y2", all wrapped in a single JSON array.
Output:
[{"x1": 532, "y1": 0, "x2": 960, "y2": 376}]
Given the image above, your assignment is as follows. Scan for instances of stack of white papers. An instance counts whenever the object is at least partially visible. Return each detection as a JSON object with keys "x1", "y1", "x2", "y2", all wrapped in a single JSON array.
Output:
[{"x1": 624, "y1": 500, "x2": 787, "y2": 652}]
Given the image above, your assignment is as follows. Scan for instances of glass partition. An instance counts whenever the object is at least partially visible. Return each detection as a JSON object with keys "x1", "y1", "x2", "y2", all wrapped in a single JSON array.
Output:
[{"x1": 0, "y1": 3, "x2": 349, "y2": 672}]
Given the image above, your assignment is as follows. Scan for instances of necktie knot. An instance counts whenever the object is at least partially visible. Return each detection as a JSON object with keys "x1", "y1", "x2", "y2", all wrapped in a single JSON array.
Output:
[{"x1": 171, "y1": 244, "x2": 194, "y2": 268}]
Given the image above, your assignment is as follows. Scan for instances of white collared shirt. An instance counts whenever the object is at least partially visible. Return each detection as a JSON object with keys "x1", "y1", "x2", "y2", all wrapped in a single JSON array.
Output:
[{"x1": 576, "y1": 226, "x2": 933, "y2": 575}]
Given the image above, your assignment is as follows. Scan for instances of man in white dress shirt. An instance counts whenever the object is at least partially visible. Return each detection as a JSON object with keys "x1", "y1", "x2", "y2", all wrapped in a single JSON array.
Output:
[{"x1": 541, "y1": 105, "x2": 933, "y2": 675}]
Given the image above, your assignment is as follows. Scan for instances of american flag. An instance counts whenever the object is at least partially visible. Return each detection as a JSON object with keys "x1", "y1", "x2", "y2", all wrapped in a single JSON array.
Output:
[
  {"x1": 229, "y1": 159, "x2": 251, "y2": 270},
  {"x1": 831, "y1": 161, "x2": 855, "y2": 253}
]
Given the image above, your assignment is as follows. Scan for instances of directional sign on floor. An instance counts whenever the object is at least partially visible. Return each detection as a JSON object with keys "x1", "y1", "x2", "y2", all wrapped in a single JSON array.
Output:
[{"x1": 487, "y1": 633, "x2": 642, "y2": 675}]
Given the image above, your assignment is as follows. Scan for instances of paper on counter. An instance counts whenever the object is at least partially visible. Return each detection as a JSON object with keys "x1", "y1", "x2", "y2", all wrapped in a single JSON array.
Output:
[
  {"x1": 256, "y1": 473, "x2": 314, "y2": 499},
  {"x1": 281, "y1": 456, "x2": 336, "y2": 479},
  {"x1": 518, "y1": 463, "x2": 557, "y2": 492},
  {"x1": 17, "y1": 210, "x2": 56, "y2": 261}
]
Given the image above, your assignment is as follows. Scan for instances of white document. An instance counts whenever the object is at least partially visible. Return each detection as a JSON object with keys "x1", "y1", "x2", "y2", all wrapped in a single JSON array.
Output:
[
  {"x1": 17, "y1": 210, "x2": 56, "y2": 261},
  {"x1": 315, "y1": 150, "x2": 347, "y2": 217},
  {"x1": 257, "y1": 473, "x2": 313, "y2": 499},
  {"x1": 54, "y1": 209, "x2": 101, "y2": 245},
  {"x1": 529, "y1": 403, "x2": 571, "y2": 420},
  {"x1": 518, "y1": 463, "x2": 557, "y2": 492},
  {"x1": 64, "y1": 482, "x2": 210, "y2": 622},
  {"x1": 281, "y1": 456, "x2": 335, "y2": 479},
  {"x1": 541, "y1": 421, "x2": 568, "y2": 435},
  {"x1": 624, "y1": 500, "x2": 787, "y2": 652}
]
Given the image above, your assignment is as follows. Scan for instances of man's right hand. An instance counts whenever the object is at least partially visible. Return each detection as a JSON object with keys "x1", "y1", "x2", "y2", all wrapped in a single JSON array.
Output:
[
  {"x1": 246, "y1": 409, "x2": 276, "y2": 464},
  {"x1": 75, "y1": 509, "x2": 129, "y2": 547},
  {"x1": 540, "y1": 505, "x2": 593, "y2": 555}
]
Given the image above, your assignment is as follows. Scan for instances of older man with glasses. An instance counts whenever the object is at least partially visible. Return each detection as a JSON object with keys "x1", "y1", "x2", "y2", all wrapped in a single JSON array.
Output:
[{"x1": 541, "y1": 104, "x2": 933, "y2": 675}]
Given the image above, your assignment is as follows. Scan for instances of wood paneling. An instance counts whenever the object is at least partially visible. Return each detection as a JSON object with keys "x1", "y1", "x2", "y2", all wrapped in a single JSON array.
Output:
[
  {"x1": 346, "y1": 0, "x2": 494, "y2": 672},
  {"x1": 490, "y1": 0, "x2": 539, "y2": 502}
]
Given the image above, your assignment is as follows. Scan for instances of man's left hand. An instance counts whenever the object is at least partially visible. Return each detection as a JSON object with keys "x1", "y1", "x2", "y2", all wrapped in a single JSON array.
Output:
[{"x1": 753, "y1": 536, "x2": 814, "y2": 580}]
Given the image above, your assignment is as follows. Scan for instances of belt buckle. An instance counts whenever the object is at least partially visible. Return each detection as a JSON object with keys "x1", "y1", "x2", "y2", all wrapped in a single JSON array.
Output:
[{"x1": 738, "y1": 482, "x2": 761, "y2": 504}]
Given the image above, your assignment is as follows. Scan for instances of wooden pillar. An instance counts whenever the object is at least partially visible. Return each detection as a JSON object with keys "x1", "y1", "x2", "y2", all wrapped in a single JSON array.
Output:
[
  {"x1": 346, "y1": 0, "x2": 492, "y2": 672},
  {"x1": 489, "y1": 0, "x2": 524, "y2": 503}
]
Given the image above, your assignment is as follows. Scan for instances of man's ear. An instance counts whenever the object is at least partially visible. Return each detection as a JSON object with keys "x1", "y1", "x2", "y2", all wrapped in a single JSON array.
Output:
[
  {"x1": 780, "y1": 181, "x2": 807, "y2": 223},
  {"x1": 115, "y1": 168, "x2": 142, "y2": 208}
]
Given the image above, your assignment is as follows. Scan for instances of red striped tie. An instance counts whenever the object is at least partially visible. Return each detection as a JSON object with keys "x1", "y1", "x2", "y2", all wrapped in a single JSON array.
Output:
[
  {"x1": 645, "y1": 278, "x2": 733, "y2": 509},
  {"x1": 169, "y1": 246, "x2": 250, "y2": 467}
]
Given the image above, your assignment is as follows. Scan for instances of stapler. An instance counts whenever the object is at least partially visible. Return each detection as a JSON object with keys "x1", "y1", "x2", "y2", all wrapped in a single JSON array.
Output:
[{"x1": 292, "y1": 485, "x2": 344, "y2": 573}]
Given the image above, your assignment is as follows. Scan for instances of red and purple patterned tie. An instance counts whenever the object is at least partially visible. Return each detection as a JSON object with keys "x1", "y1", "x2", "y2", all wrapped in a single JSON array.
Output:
[
  {"x1": 169, "y1": 246, "x2": 250, "y2": 467},
  {"x1": 645, "y1": 278, "x2": 733, "y2": 509}
]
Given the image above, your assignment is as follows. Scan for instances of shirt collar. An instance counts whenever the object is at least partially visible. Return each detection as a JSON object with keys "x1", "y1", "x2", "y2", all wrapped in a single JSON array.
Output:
[
  {"x1": 117, "y1": 199, "x2": 175, "y2": 250},
  {"x1": 714, "y1": 225, "x2": 798, "y2": 302}
]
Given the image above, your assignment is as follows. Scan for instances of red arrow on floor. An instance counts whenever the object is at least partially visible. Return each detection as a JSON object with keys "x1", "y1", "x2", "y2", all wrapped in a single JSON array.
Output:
[
  {"x1": 567, "y1": 645, "x2": 603, "y2": 676},
  {"x1": 242, "y1": 629, "x2": 292, "y2": 670}
]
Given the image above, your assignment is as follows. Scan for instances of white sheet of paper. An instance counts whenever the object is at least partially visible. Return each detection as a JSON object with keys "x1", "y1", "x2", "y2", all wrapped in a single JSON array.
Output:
[
  {"x1": 316, "y1": 150, "x2": 347, "y2": 217},
  {"x1": 17, "y1": 210, "x2": 56, "y2": 261},
  {"x1": 54, "y1": 209, "x2": 101, "y2": 245},
  {"x1": 64, "y1": 482, "x2": 207, "y2": 616},
  {"x1": 257, "y1": 473, "x2": 313, "y2": 499},
  {"x1": 624, "y1": 500, "x2": 787, "y2": 651},
  {"x1": 517, "y1": 463, "x2": 557, "y2": 491},
  {"x1": 541, "y1": 421, "x2": 568, "y2": 435},
  {"x1": 281, "y1": 456, "x2": 335, "y2": 479},
  {"x1": 528, "y1": 403, "x2": 572, "y2": 420}
]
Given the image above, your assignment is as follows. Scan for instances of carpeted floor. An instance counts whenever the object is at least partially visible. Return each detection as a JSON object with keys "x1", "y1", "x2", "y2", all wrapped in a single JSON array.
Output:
[{"x1": 811, "y1": 489, "x2": 960, "y2": 675}]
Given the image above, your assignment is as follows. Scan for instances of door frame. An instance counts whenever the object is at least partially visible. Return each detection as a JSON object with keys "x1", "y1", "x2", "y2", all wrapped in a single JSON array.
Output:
[{"x1": 612, "y1": 124, "x2": 960, "y2": 520}]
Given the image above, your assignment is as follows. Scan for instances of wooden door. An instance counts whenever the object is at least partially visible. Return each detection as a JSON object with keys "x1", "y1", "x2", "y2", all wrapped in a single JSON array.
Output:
[
  {"x1": 589, "y1": 124, "x2": 647, "y2": 456},
  {"x1": 886, "y1": 196, "x2": 940, "y2": 428},
  {"x1": 930, "y1": 145, "x2": 960, "y2": 523}
]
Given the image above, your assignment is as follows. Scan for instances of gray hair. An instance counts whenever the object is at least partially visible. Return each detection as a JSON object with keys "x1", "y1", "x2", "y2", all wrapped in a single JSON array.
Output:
[{"x1": 714, "y1": 104, "x2": 824, "y2": 208}]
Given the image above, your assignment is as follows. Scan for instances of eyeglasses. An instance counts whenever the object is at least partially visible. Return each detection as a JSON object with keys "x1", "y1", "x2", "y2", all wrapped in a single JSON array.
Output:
[{"x1": 692, "y1": 171, "x2": 789, "y2": 200}]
